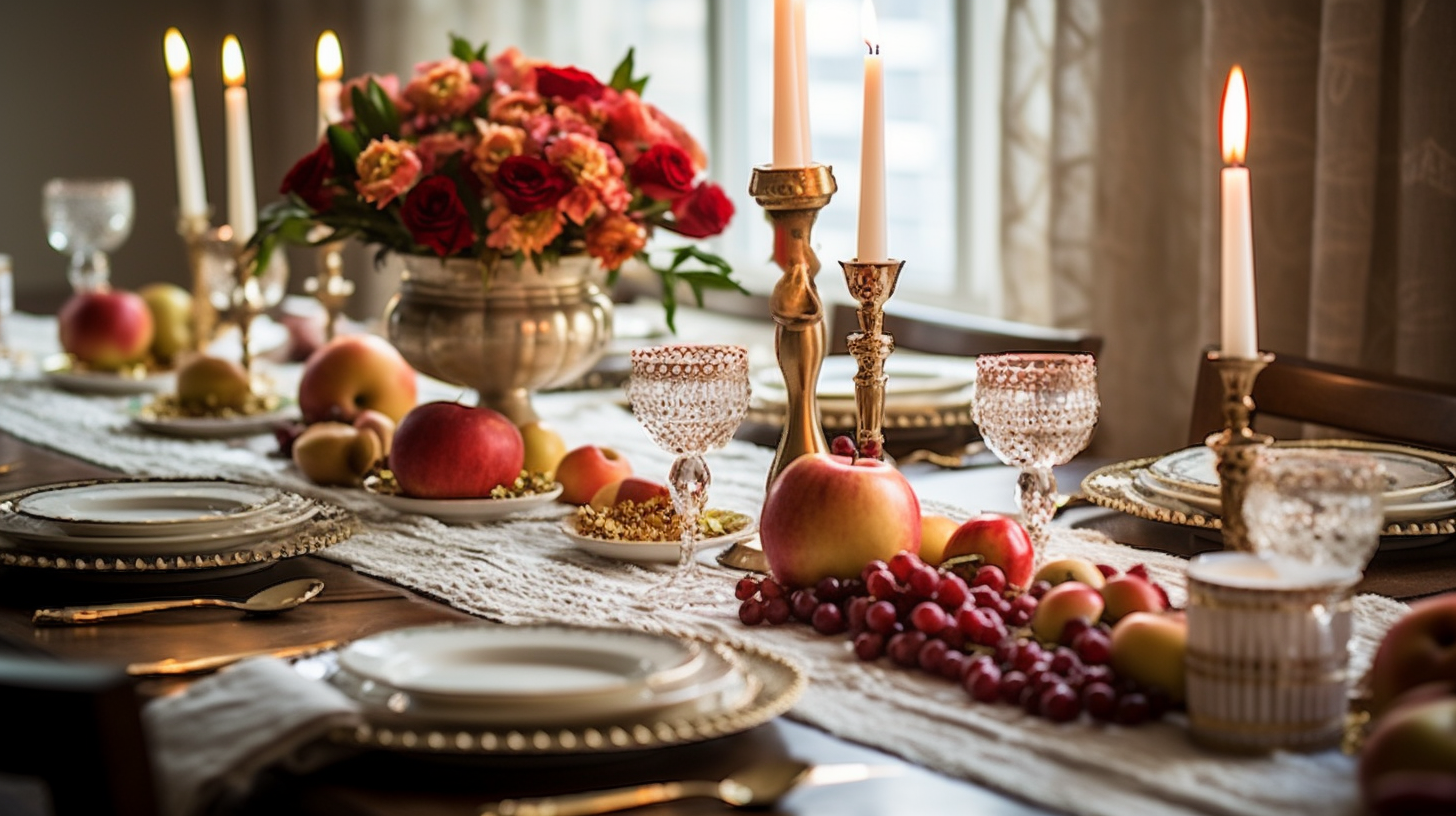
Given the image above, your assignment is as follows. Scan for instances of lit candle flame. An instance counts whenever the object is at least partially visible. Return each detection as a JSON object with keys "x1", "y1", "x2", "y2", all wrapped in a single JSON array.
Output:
[
  {"x1": 1221, "y1": 65, "x2": 1248, "y2": 165},
  {"x1": 222, "y1": 35, "x2": 246, "y2": 87},
  {"x1": 163, "y1": 28, "x2": 191, "y2": 79},
  {"x1": 862, "y1": 0, "x2": 879, "y2": 55},
  {"x1": 316, "y1": 30, "x2": 342, "y2": 81}
]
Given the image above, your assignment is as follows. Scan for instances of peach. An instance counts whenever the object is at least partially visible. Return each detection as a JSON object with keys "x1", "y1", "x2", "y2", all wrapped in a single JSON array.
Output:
[
  {"x1": 1030, "y1": 581, "x2": 1104, "y2": 643},
  {"x1": 1110, "y1": 611, "x2": 1188, "y2": 703},
  {"x1": 1099, "y1": 574, "x2": 1166, "y2": 623},
  {"x1": 352, "y1": 409, "x2": 396, "y2": 456},
  {"x1": 918, "y1": 514, "x2": 960, "y2": 567},
  {"x1": 298, "y1": 334, "x2": 418, "y2": 424},
  {"x1": 555, "y1": 445, "x2": 632, "y2": 505},
  {"x1": 1368, "y1": 592, "x2": 1456, "y2": 718},
  {"x1": 292, "y1": 421, "x2": 383, "y2": 487},
  {"x1": 1034, "y1": 557, "x2": 1106, "y2": 589},
  {"x1": 588, "y1": 477, "x2": 671, "y2": 511}
]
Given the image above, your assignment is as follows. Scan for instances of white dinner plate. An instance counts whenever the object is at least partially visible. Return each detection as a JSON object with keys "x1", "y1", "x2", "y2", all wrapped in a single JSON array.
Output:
[
  {"x1": 560, "y1": 518, "x2": 758, "y2": 565},
  {"x1": 42, "y1": 355, "x2": 174, "y2": 396},
  {"x1": 130, "y1": 405, "x2": 301, "y2": 439},
  {"x1": 1137, "y1": 469, "x2": 1456, "y2": 524},
  {"x1": 14, "y1": 480, "x2": 280, "y2": 537},
  {"x1": 1147, "y1": 441, "x2": 1455, "y2": 501},
  {"x1": 366, "y1": 485, "x2": 565, "y2": 523},
  {"x1": 753, "y1": 352, "x2": 978, "y2": 401}
]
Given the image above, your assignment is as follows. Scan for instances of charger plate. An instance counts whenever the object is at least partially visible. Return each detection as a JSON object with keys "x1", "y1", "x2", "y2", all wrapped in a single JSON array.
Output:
[
  {"x1": 1146, "y1": 440, "x2": 1454, "y2": 502},
  {"x1": 314, "y1": 637, "x2": 804, "y2": 759}
]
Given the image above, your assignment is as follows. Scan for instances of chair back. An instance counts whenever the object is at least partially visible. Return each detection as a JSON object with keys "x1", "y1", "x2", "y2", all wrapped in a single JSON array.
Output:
[{"x1": 1187, "y1": 350, "x2": 1456, "y2": 453}]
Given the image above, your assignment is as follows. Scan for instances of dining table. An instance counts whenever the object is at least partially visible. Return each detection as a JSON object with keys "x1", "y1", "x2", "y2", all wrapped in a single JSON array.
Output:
[{"x1": 0, "y1": 304, "x2": 1445, "y2": 816}]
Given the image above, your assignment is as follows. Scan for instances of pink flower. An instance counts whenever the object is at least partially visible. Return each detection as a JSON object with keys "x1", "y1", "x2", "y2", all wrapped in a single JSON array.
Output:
[
  {"x1": 415, "y1": 132, "x2": 477, "y2": 176},
  {"x1": 545, "y1": 132, "x2": 614, "y2": 188},
  {"x1": 558, "y1": 186, "x2": 599, "y2": 225},
  {"x1": 490, "y1": 47, "x2": 534, "y2": 92},
  {"x1": 486, "y1": 197, "x2": 564, "y2": 255},
  {"x1": 404, "y1": 57, "x2": 482, "y2": 120},
  {"x1": 354, "y1": 136, "x2": 422, "y2": 208},
  {"x1": 489, "y1": 90, "x2": 546, "y2": 128},
  {"x1": 471, "y1": 121, "x2": 527, "y2": 180},
  {"x1": 602, "y1": 90, "x2": 672, "y2": 166}
]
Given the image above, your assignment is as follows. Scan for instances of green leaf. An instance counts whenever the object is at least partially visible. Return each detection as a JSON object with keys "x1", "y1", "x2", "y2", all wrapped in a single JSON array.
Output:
[
  {"x1": 608, "y1": 47, "x2": 649, "y2": 95},
  {"x1": 348, "y1": 86, "x2": 377, "y2": 142},
  {"x1": 351, "y1": 81, "x2": 396, "y2": 142},
  {"x1": 365, "y1": 78, "x2": 401, "y2": 136},
  {"x1": 326, "y1": 124, "x2": 362, "y2": 176},
  {"x1": 450, "y1": 34, "x2": 475, "y2": 62}
]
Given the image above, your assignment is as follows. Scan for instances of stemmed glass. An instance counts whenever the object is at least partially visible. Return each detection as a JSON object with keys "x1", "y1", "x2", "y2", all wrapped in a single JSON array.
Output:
[
  {"x1": 42, "y1": 178, "x2": 135, "y2": 292},
  {"x1": 973, "y1": 353, "x2": 1099, "y2": 556},
  {"x1": 627, "y1": 344, "x2": 751, "y2": 602}
]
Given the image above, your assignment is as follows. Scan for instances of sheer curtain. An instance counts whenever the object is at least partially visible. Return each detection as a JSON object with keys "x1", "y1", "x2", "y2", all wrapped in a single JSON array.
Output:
[{"x1": 1000, "y1": 0, "x2": 1456, "y2": 459}]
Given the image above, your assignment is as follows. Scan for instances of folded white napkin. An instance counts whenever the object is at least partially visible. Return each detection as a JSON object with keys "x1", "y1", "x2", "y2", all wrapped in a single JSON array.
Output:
[{"x1": 142, "y1": 657, "x2": 363, "y2": 816}]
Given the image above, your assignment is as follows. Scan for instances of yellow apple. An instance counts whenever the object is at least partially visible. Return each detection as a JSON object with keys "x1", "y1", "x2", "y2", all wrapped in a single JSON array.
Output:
[
  {"x1": 1034, "y1": 557, "x2": 1106, "y2": 589},
  {"x1": 519, "y1": 420, "x2": 568, "y2": 478},
  {"x1": 175, "y1": 355, "x2": 251, "y2": 413},
  {"x1": 139, "y1": 282, "x2": 194, "y2": 365},
  {"x1": 1110, "y1": 611, "x2": 1188, "y2": 703},
  {"x1": 918, "y1": 514, "x2": 960, "y2": 567}
]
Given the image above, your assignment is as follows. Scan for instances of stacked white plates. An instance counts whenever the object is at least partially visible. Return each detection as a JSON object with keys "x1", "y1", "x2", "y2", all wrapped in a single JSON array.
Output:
[
  {"x1": 1136, "y1": 440, "x2": 1456, "y2": 523},
  {"x1": 0, "y1": 479, "x2": 321, "y2": 556},
  {"x1": 328, "y1": 623, "x2": 756, "y2": 727}
]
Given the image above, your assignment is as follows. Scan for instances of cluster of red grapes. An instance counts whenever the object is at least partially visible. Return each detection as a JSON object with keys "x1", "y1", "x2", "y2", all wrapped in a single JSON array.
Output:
[{"x1": 735, "y1": 551, "x2": 1172, "y2": 725}]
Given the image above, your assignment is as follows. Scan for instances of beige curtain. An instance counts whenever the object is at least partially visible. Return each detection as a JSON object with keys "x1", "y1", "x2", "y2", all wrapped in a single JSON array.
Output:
[{"x1": 1000, "y1": 0, "x2": 1456, "y2": 460}]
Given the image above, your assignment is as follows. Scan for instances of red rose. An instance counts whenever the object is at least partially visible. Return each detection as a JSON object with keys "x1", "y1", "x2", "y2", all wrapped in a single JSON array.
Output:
[
  {"x1": 401, "y1": 176, "x2": 476, "y2": 257},
  {"x1": 630, "y1": 143, "x2": 696, "y2": 202},
  {"x1": 669, "y1": 182, "x2": 734, "y2": 238},
  {"x1": 535, "y1": 65, "x2": 605, "y2": 101},
  {"x1": 279, "y1": 140, "x2": 336, "y2": 213},
  {"x1": 495, "y1": 155, "x2": 574, "y2": 214}
]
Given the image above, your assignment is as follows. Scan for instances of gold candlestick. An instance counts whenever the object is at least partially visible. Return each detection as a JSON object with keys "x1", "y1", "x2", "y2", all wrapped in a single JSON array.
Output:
[
  {"x1": 176, "y1": 211, "x2": 216, "y2": 352},
  {"x1": 304, "y1": 240, "x2": 353, "y2": 341},
  {"x1": 839, "y1": 259, "x2": 905, "y2": 458},
  {"x1": 750, "y1": 164, "x2": 837, "y2": 487},
  {"x1": 1203, "y1": 350, "x2": 1275, "y2": 552}
]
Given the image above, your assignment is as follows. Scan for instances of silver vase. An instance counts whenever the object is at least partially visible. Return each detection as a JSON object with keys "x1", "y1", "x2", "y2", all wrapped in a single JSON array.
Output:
[{"x1": 384, "y1": 254, "x2": 614, "y2": 424}]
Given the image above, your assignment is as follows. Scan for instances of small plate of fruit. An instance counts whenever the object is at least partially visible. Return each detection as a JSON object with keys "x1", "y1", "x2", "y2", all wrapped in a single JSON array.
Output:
[{"x1": 131, "y1": 355, "x2": 297, "y2": 438}]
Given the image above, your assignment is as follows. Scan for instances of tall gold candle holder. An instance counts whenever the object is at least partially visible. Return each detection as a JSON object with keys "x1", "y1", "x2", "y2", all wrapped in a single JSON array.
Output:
[
  {"x1": 303, "y1": 240, "x2": 353, "y2": 341},
  {"x1": 177, "y1": 211, "x2": 216, "y2": 352},
  {"x1": 838, "y1": 259, "x2": 905, "y2": 458},
  {"x1": 1203, "y1": 349, "x2": 1275, "y2": 552},
  {"x1": 750, "y1": 164, "x2": 837, "y2": 487}
]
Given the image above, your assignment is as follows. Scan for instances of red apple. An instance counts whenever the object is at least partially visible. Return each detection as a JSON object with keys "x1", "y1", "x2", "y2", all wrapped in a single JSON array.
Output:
[
  {"x1": 1368, "y1": 593, "x2": 1456, "y2": 718},
  {"x1": 389, "y1": 402, "x2": 523, "y2": 499},
  {"x1": 1110, "y1": 611, "x2": 1188, "y2": 703},
  {"x1": 941, "y1": 513, "x2": 1035, "y2": 589},
  {"x1": 760, "y1": 453, "x2": 922, "y2": 589},
  {"x1": 1360, "y1": 696, "x2": 1456, "y2": 816},
  {"x1": 588, "y1": 477, "x2": 671, "y2": 511},
  {"x1": 555, "y1": 445, "x2": 633, "y2": 505},
  {"x1": 57, "y1": 289, "x2": 154, "y2": 370},
  {"x1": 1031, "y1": 581, "x2": 1104, "y2": 643},
  {"x1": 1100, "y1": 574, "x2": 1167, "y2": 623},
  {"x1": 298, "y1": 334, "x2": 418, "y2": 424}
]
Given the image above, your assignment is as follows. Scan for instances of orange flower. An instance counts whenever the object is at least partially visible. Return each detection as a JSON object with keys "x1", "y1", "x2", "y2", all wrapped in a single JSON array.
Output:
[
  {"x1": 354, "y1": 136, "x2": 422, "y2": 208},
  {"x1": 486, "y1": 198, "x2": 564, "y2": 256},
  {"x1": 404, "y1": 57, "x2": 481, "y2": 119},
  {"x1": 585, "y1": 214, "x2": 646, "y2": 270},
  {"x1": 472, "y1": 121, "x2": 527, "y2": 180},
  {"x1": 489, "y1": 90, "x2": 546, "y2": 128},
  {"x1": 545, "y1": 132, "x2": 612, "y2": 187}
]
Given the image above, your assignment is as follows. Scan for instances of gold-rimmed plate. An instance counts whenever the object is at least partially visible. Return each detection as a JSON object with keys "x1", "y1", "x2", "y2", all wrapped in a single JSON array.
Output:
[
  {"x1": 129, "y1": 404, "x2": 301, "y2": 439},
  {"x1": 1146, "y1": 440, "x2": 1455, "y2": 502}
]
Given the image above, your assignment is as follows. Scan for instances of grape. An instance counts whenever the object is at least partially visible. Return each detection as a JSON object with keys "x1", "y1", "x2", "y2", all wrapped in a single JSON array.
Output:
[
  {"x1": 975, "y1": 613, "x2": 1008, "y2": 647},
  {"x1": 1115, "y1": 692, "x2": 1151, "y2": 726},
  {"x1": 1146, "y1": 688, "x2": 1171, "y2": 720},
  {"x1": 865, "y1": 568, "x2": 898, "y2": 600},
  {"x1": 790, "y1": 588, "x2": 820, "y2": 622},
  {"x1": 1031, "y1": 669, "x2": 1061, "y2": 694},
  {"x1": 1059, "y1": 616, "x2": 1092, "y2": 647},
  {"x1": 865, "y1": 600, "x2": 899, "y2": 634},
  {"x1": 1041, "y1": 683, "x2": 1081, "y2": 722},
  {"x1": 887, "y1": 631, "x2": 927, "y2": 667},
  {"x1": 734, "y1": 576, "x2": 759, "y2": 601},
  {"x1": 971, "y1": 564, "x2": 1007, "y2": 594},
  {"x1": 888, "y1": 551, "x2": 921, "y2": 582},
  {"x1": 939, "y1": 650, "x2": 969, "y2": 681},
  {"x1": 1007, "y1": 606, "x2": 1032, "y2": 628},
  {"x1": 968, "y1": 585, "x2": 1000, "y2": 609},
  {"x1": 1126, "y1": 564, "x2": 1151, "y2": 581},
  {"x1": 1049, "y1": 647, "x2": 1080, "y2": 675},
  {"x1": 759, "y1": 577, "x2": 785, "y2": 600},
  {"x1": 1081, "y1": 664, "x2": 1114, "y2": 687},
  {"x1": 937, "y1": 624, "x2": 965, "y2": 650},
  {"x1": 967, "y1": 665, "x2": 1002, "y2": 703},
  {"x1": 998, "y1": 670, "x2": 1029, "y2": 705},
  {"x1": 907, "y1": 564, "x2": 939, "y2": 597},
  {"x1": 955, "y1": 605, "x2": 985, "y2": 639},
  {"x1": 738, "y1": 598, "x2": 764, "y2": 626},
  {"x1": 1019, "y1": 684, "x2": 1042, "y2": 715},
  {"x1": 1013, "y1": 641, "x2": 1045, "y2": 672},
  {"x1": 815, "y1": 576, "x2": 844, "y2": 603},
  {"x1": 859, "y1": 438, "x2": 883, "y2": 460},
  {"x1": 841, "y1": 578, "x2": 866, "y2": 598},
  {"x1": 917, "y1": 638, "x2": 949, "y2": 674},
  {"x1": 964, "y1": 653, "x2": 996, "y2": 677},
  {"x1": 853, "y1": 631, "x2": 886, "y2": 661},
  {"x1": 1083, "y1": 681, "x2": 1117, "y2": 721},
  {"x1": 994, "y1": 637, "x2": 1020, "y2": 666},
  {"x1": 830, "y1": 434, "x2": 858, "y2": 457},
  {"x1": 990, "y1": 597, "x2": 1013, "y2": 619},
  {"x1": 845, "y1": 596, "x2": 872, "y2": 633},
  {"x1": 811, "y1": 602, "x2": 846, "y2": 635},
  {"x1": 1027, "y1": 580, "x2": 1053, "y2": 600},
  {"x1": 764, "y1": 597, "x2": 791, "y2": 625},
  {"x1": 935, "y1": 574, "x2": 969, "y2": 609},
  {"x1": 861, "y1": 559, "x2": 890, "y2": 583},
  {"x1": 910, "y1": 601, "x2": 949, "y2": 634},
  {"x1": 1072, "y1": 628, "x2": 1112, "y2": 665}
]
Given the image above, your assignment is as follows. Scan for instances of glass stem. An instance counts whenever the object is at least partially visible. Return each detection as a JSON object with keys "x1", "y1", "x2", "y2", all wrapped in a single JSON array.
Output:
[
  {"x1": 669, "y1": 454, "x2": 710, "y2": 583},
  {"x1": 68, "y1": 250, "x2": 110, "y2": 292},
  {"x1": 1017, "y1": 465, "x2": 1058, "y2": 557}
]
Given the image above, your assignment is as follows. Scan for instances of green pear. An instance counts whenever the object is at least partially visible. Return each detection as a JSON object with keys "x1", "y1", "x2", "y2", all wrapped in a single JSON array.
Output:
[
  {"x1": 176, "y1": 355, "x2": 251, "y2": 413},
  {"x1": 139, "y1": 282, "x2": 194, "y2": 365}
]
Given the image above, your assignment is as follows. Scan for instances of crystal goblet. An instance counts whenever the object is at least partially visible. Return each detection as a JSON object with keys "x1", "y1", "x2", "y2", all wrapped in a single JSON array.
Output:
[
  {"x1": 973, "y1": 353, "x2": 1099, "y2": 555},
  {"x1": 627, "y1": 344, "x2": 751, "y2": 602},
  {"x1": 42, "y1": 178, "x2": 135, "y2": 292},
  {"x1": 1244, "y1": 448, "x2": 1385, "y2": 571}
]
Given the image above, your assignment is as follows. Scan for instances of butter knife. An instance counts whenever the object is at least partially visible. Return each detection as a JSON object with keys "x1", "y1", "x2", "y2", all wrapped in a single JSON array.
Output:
[{"x1": 125, "y1": 638, "x2": 340, "y2": 677}]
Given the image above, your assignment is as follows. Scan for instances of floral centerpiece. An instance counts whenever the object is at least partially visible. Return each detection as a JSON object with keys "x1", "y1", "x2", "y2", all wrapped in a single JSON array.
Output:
[{"x1": 253, "y1": 36, "x2": 742, "y2": 330}]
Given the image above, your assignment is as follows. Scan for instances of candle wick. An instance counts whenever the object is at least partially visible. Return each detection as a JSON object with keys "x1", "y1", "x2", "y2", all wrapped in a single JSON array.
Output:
[{"x1": 865, "y1": 41, "x2": 879, "y2": 56}]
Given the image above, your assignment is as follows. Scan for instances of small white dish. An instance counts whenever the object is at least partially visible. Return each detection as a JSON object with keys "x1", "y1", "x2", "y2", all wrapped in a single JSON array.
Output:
[
  {"x1": 367, "y1": 485, "x2": 564, "y2": 523},
  {"x1": 42, "y1": 355, "x2": 173, "y2": 396},
  {"x1": 560, "y1": 518, "x2": 758, "y2": 564},
  {"x1": 753, "y1": 352, "x2": 978, "y2": 401},
  {"x1": 130, "y1": 405, "x2": 300, "y2": 439}
]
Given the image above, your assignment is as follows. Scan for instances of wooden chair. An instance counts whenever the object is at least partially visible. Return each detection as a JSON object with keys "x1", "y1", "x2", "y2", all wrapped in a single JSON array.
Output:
[
  {"x1": 828, "y1": 300, "x2": 1103, "y2": 358},
  {"x1": 0, "y1": 656, "x2": 157, "y2": 816},
  {"x1": 1187, "y1": 350, "x2": 1456, "y2": 454}
]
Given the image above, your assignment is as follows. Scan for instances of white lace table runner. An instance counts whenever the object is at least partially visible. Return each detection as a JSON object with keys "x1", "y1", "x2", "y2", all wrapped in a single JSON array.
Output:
[{"x1": 0, "y1": 338, "x2": 1399, "y2": 816}]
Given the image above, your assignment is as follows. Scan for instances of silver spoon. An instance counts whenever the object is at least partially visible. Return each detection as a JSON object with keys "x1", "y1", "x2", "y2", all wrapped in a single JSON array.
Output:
[
  {"x1": 479, "y1": 759, "x2": 814, "y2": 816},
  {"x1": 32, "y1": 578, "x2": 325, "y2": 625}
]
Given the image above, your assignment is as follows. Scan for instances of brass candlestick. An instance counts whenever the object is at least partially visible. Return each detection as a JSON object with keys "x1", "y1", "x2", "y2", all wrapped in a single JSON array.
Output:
[
  {"x1": 1204, "y1": 350, "x2": 1275, "y2": 552},
  {"x1": 839, "y1": 259, "x2": 905, "y2": 458},
  {"x1": 750, "y1": 164, "x2": 837, "y2": 487},
  {"x1": 304, "y1": 240, "x2": 353, "y2": 341},
  {"x1": 177, "y1": 211, "x2": 216, "y2": 352}
]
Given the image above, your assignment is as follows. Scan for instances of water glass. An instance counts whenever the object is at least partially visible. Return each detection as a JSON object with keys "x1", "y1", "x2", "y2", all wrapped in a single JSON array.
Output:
[
  {"x1": 1243, "y1": 448, "x2": 1386, "y2": 571},
  {"x1": 42, "y1": 178, "x2": 135, "y2": 292}
]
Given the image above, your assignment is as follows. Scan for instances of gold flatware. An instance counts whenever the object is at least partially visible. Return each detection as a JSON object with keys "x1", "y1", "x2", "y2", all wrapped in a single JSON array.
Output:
[
  {"x1": 0, "y1": 461, "x2": 21, "y2": 476},
  {"x1": 478, "y1": 760, "x2": 892, "y2": 816},
  {"x1": 895, "y1": 440, "x2": 989, "y2": 469},
  {"x1": 125, "y1": 638, "x2": 341, "y2": 677},
  {"x1": 716, "y1": 537, "x2": 769, "y2": 573},
  {"x1": 32, "y1": 578, "x2": 325, "y2": 625}
]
